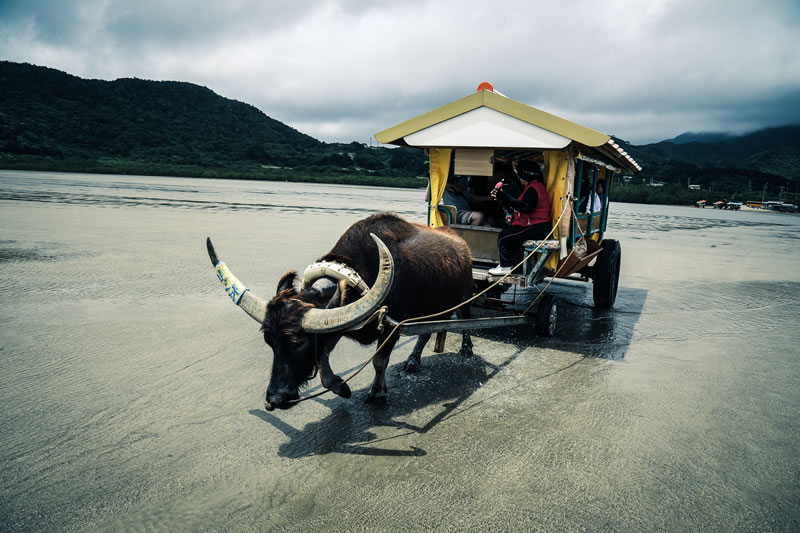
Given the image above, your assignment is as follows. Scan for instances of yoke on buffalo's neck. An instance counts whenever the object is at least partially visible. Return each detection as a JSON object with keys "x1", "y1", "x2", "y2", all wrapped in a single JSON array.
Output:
[{"x1": 206, "y1": 234, "x2": 395, "y2": 333}]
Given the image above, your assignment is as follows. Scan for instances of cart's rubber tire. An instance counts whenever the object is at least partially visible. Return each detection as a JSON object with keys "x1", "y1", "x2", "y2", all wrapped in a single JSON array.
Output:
[
  {"x1": 593, "y1": 239, "x2": 621, "y2": 309},
  {"x1": 536, "y1": 294, "x2": 558, "y2": 337}
]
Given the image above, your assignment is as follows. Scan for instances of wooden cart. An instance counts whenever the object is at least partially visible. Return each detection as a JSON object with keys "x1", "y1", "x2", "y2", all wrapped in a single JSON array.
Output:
[{"x1": 375, "y1": 82, "x2": 640, "y2": 339}]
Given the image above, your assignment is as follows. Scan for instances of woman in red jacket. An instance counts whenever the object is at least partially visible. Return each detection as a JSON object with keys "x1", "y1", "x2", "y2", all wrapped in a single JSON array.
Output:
[{"x1": 488, "y1": 160, "x2": 552, "y2": 275}]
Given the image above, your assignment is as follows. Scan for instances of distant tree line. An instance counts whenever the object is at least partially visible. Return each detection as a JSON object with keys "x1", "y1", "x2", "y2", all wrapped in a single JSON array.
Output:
[
  {"x1": 2, "y1": 61, "x2": 797, "y2": 201},
  {"x1": 0, "y1": 61, "x2": 428, "y2": 187}
]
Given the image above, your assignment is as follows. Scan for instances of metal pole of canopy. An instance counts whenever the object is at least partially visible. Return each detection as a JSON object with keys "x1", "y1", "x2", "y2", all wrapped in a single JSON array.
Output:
[
  {"x1": 572, "y1": 160, "x2": 584, "y2": 247},
  {"x1": 426, "y1": 197, "x2": 431, "y2": 226},
  {"x1": 586, "y1": 165, "x2": 598, "y2": 234},
  {"x1": 560, "y1": 152, "x2": 577, "y2": 259}
]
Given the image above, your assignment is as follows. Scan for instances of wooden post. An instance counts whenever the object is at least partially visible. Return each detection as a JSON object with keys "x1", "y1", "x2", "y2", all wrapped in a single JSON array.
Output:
[
  {"x1": 434, "y1": 331, "x2": 447, "y2": 353},
  {"x1": 560, "y1": 151, "x2": 576, "y2": 259}
]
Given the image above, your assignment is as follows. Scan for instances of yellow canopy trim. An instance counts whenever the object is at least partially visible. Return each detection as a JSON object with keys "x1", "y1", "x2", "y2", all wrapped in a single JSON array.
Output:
[
  {"x1": 375, "y1": 89, "x2": 610, "y2": 148},
  {"x1": 543, "y1": 151, "x2": 571, "y2": 270}
]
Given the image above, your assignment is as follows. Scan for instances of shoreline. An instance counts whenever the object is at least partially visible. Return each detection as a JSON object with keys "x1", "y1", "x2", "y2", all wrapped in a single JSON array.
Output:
[{"x1": 1, "y1": 167, "x2": 796, "y2": 211}]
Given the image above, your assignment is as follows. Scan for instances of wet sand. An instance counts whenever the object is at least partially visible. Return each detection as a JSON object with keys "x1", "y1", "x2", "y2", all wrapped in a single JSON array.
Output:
[{"x1": 1, "y1": 170, "x2": 798, "y2": 532}]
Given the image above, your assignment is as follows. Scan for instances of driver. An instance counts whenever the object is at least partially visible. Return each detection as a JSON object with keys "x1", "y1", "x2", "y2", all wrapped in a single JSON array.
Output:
[{"x1": 488, "y1": 160, "x2": 552, "y2": 275}]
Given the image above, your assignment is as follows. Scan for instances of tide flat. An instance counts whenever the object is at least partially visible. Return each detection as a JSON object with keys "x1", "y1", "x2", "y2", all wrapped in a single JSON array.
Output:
[{"x1": 1, "y1": 170, "x2": 798, "y2": 532}]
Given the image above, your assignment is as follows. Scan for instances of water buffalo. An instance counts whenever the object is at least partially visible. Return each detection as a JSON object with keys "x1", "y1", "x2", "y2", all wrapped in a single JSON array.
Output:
[{"x1": 208, "y1": 212, "x2": 474, "y2": 410}]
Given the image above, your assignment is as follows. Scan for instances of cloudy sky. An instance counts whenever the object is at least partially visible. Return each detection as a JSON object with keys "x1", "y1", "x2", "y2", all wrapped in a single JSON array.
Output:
[{"x1": 2, "y1": 0, "x2": 799, "y2": 145}]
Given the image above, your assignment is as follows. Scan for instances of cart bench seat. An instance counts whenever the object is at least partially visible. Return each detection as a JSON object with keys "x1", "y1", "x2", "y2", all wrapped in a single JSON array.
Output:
[{"x1": 522, "y1": 239, "x2": 560, "y2": 251}]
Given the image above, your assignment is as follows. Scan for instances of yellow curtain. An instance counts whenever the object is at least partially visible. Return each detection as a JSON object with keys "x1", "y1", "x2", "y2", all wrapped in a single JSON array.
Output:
[
  {"x1": 427, "y1": 148, "x2": 452, "y2": 227},
  {"x1": 543, "y1": 150, "x2": 570, "y2": 270}
]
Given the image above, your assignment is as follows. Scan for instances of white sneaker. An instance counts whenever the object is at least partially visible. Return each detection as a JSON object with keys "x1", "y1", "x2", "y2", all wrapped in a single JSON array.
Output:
[{"x1": 488, "y1": 265, "x2": 512, "y2": 275}]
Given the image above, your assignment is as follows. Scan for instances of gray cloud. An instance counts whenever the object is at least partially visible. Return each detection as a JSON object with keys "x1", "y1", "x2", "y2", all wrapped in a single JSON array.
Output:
[{"x1": 2, "y1": 0, "x2": 799, "y2": 145}]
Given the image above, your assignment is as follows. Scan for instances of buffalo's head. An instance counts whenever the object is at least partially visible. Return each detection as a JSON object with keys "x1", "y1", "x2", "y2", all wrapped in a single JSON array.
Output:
[{"x1": 207, "y1": 235, "x2": 394, "y2": 410}]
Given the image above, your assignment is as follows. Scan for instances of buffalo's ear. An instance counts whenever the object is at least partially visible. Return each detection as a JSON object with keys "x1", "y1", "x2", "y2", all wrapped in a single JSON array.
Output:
[
  {"x1": 277, "y1": 270, "x2": 297, "y2": 293},
  {"x1": 326, "y1": 279, "x2": 348, "y2": 309}
]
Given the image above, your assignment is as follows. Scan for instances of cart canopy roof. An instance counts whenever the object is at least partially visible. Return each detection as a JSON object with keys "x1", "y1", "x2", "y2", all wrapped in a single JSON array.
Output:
[{"x1": 375, "y1": 83, "x2": 641, "y2": 173}]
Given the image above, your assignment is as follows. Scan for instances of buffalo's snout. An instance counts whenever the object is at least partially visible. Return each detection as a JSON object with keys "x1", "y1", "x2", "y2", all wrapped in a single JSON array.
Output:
[{"x1": 265, "y1": 387, "x2": 300, "y2": 411}]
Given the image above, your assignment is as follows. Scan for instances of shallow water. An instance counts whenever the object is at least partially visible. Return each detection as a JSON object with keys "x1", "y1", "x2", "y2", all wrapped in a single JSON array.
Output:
[{"x1": 1, "y1": 170, "x2": 798, "y2": 532}]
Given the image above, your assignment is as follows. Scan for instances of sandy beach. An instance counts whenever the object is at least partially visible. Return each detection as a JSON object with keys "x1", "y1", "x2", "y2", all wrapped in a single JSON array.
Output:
[{"x1": 1, "y1": 170, "x2": 798, "y2": 532}]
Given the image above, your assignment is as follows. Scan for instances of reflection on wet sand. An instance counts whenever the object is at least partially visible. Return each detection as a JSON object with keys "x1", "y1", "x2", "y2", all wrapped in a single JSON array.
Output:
[{"x1": 1, "y1": 170, "x2": 799, "y2": 532}]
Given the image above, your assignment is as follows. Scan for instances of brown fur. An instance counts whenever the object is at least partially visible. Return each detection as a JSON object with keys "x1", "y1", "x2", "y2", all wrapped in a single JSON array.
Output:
[{"x1": 262, "y1": 212, "x2": 474, "y2": 408}]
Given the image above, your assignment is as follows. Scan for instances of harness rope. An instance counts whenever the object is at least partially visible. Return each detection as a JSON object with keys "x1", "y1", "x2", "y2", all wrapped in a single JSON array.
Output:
[{"x1": 291, "y1": 200, "x2": 582, "y2": 404}]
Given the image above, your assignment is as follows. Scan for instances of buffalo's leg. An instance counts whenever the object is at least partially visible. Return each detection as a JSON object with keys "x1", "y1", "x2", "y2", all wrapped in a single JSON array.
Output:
[
  {"x1": 456, "y1": 305, "x2": 473, "y2": 358},
  {"x1": 317, "y1": 348, "x2": 351, "y2": 399},
  {"x1": 366, "y1": 329, "x2": 400, "y2": 404},
  {"x1": 401, "y1": 332, "x2": 431, "y2": 373}
]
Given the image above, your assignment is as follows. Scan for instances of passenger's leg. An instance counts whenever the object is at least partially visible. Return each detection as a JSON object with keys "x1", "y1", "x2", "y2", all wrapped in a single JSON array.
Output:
[
  {"x1": 469, "y1": 211, "x2": 486, "y2": 226},
  {"x1": 531, "y1": 222, "x2": 552, "y2": 240},
  {"x1": 497, "y1": 226, "x2": 531, "y2": 267}
]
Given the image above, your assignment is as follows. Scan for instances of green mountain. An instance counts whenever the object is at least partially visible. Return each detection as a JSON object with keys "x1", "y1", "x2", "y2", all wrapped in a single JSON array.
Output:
[
  {"x1": 615, "y1": 124, "x2": 800, "y2": 197},
  {"x1": 1, "y1": 61, "x2": 796, "y2": 198},
  {"x1": 624, "y1": 125, "x2": 800, "y2": 176},
  {"x1": 0, "y1": 61, "x2": 428, "y2": 185}
]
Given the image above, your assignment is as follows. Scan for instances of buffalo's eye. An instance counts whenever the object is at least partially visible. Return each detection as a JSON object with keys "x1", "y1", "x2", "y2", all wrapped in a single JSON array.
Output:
[
  {"x1": 273, "y1": 335, "x2": 306, "y2": 354},
  {"x1": 286, "y1": 336, "x2": 311, "y2": 352}
]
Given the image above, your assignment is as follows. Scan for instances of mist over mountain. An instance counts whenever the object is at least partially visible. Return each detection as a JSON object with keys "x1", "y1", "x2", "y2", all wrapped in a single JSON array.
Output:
[
  {"x1": 664, "y1": 132, "x2": 736, "y2": 144},
  {"x1": 615, "y1": 124, "x2": 800, "y2": 194}
]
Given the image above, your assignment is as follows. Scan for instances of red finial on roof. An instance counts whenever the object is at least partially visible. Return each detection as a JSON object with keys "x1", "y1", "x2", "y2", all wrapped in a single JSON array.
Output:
[{"x1": 476, "y1": 81, "x2": 494, "y2": 92}]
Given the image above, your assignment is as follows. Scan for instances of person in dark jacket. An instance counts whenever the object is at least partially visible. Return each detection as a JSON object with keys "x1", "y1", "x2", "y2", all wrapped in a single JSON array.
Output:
[{"x1": 488, "y1": 160, "x2": 552, "y2": 275}]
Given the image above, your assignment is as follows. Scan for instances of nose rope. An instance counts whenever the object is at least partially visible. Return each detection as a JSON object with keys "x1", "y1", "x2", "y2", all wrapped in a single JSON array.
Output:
[{"x1": 288, "y1": 201, "x2": 578, "y2": 405}]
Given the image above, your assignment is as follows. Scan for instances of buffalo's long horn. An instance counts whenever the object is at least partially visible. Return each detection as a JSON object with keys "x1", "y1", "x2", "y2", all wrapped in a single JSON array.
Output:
[
  {"x1": 207, "y1": 238, "x2": 268, "y2": 323},
  {"x1": 301, "y1": 234, "x2": 394, "y2": 333}
]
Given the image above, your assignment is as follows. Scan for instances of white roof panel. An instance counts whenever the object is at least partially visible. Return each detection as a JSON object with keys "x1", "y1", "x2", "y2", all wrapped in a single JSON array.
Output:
[{"x1": 403, "y1": 107, "x2": 571, "y2": 149}]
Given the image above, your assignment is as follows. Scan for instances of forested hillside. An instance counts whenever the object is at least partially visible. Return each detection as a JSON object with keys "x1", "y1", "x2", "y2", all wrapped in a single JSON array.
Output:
[
  {"x1": 0, "y1": 61, "x2": 428, "y2": 186},
  {"x1": 621, "y1": 125, "x2": 800, "y2": 180},
  {"x1": 1, "y1": 61, "x2": 797, "y2": 199},
  {"x1": 612, "y1": 129, "x2": 799, "y2": 204}
]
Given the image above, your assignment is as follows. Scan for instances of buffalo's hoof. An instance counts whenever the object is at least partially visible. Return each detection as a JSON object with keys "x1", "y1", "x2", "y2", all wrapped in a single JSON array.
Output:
[
  {"x1": 402, "y1": 356, "x2": 421, "y2": 373},
  {"x1": 365, "y1": 388, "x2": 387, "y2": 405},
  {"x1": 459, "y1": 337, "x2": 474, "y2": 358},
  {"x1": 331, "y1": 380, "x2": 352, "y2": 399}
]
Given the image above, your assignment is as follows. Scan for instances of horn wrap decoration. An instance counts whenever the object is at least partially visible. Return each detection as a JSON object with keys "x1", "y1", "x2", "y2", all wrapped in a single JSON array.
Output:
[
  {"x1": 301, "y1": 234, "x2": 394, "y2": 333},
  {"x1": 207, "y1": 238, "x2": 268, "y2": 323},
  {"x1": 300, "y1": 261, "x2": 370, "y2": 295}
]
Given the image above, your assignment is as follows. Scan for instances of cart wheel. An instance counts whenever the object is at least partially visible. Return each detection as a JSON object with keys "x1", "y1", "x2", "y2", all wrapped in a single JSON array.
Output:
[
  {"x1": 536, "y1": 294, "x2": 558, "y2": 337},
  {"x1": 593, "y1": 239, "x2": 621, "y2": 309}
]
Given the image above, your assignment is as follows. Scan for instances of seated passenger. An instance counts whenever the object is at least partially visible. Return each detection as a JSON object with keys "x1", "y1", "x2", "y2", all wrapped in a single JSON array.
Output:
[
  {"x1": 579, "y1": 180, "x2": 603, "y2": 213},
  {"x1": 488, "y1": 160, "x2": 552, "y2": 275},
  {"x1": 597, "y1": 180, "x2": 607, "y2": 209},
  {"x1": 441, "y1": 174, "x2": 487, "y2": 226},
  {"x1": 467, "y1": 173, "x2": 506, "y2": 227}
]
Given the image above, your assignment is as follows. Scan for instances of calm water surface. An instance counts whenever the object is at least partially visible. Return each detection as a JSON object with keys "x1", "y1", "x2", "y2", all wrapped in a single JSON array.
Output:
[{"x1": 1, "y1": 170, "x2": 798, "y2": 532}]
